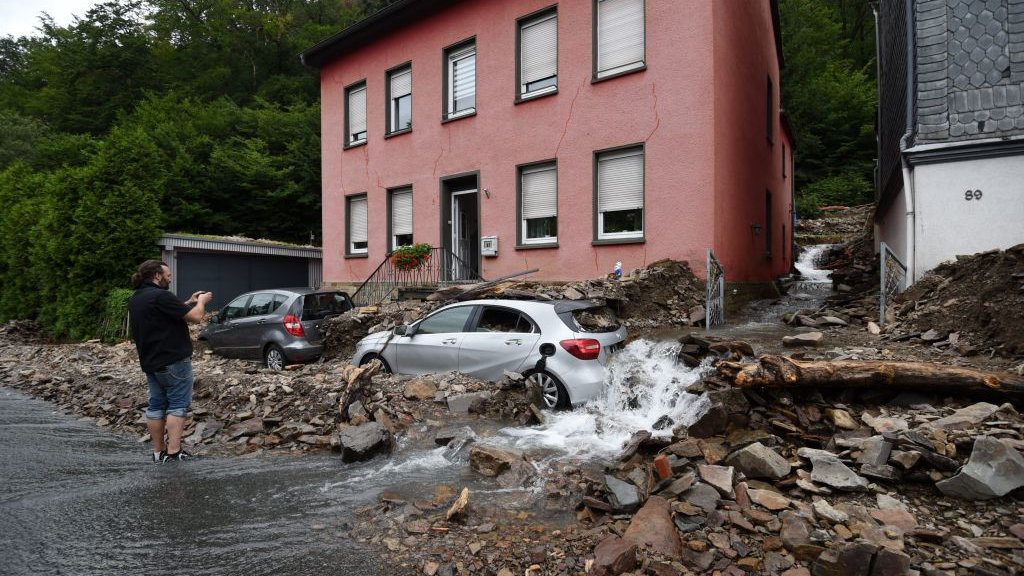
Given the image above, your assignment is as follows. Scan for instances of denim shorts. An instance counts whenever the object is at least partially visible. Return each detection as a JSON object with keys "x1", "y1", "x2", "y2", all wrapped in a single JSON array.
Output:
[{"x1": 145, "y1": 357, "x2": 193, "y2": 420}]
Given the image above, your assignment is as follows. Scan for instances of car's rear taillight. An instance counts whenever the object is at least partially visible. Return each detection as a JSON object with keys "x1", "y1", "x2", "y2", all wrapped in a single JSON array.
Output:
[
  {"x1": 559, "y1": 338, "x2": 601, "y2": 360},
  {"x1": 283, "y1": 314, "x2": 305, "y2": 337}
]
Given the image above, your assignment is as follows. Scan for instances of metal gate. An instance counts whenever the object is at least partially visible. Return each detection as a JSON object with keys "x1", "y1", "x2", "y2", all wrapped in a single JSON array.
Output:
[
  {"x1": 879, "y1": 242, "x2": 907, "y2": 327},
  {"x1": 706, "y1": 249, "x2": 725, "y2": 329}
]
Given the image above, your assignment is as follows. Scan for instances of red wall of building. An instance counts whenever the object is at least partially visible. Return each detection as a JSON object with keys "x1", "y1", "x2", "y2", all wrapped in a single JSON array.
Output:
[
  {"x1": 319, "y1": 0, "x2": 786, "y2": 285},
  {"x1": 711, "y1": 0, "x2": 793, "y2": 282}
]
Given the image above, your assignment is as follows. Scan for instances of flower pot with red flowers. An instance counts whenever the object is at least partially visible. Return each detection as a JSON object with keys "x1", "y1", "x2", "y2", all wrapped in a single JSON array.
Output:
[{"x1": 390, "y1": 243, "x2": 432, "y2": 271}]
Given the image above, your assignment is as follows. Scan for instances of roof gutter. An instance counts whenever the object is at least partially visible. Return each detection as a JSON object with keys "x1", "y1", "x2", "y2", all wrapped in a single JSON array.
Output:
[{"x1": 299, "y1": 0, "x2": 441, "y2": 69}]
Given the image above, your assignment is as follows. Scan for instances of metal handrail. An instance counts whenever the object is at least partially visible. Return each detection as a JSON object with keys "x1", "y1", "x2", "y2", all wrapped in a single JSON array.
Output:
[{"x1": 350, "y1": 246, "x2": 482, "y2": 306}]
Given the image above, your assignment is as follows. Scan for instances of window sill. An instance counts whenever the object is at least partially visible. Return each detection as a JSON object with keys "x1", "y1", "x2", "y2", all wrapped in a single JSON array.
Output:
[
  {"x1": 344, "y1": 253, "x2": 369, "y2": 259},
  {"x1": 385, "y1": 127, "x2": 412, "y2": 140},
  {"x1": 442, "y1": 109, "x2": 476, "y2": 124},
  {"x1": 592, "y1": 237, "x2": 645, "y2": 246},
  {"x1": 515, "y1": 88, "x2": 558, "y2": 105},
  {"x1": 344, "y1": 140, "x2": 367, "y2": 151},
  {"x1": 592, "y1": 63, "x2": 646, "y2": 85},
  {"x1": 515, "y1": 242, "x2": 559, "y2": 250}
]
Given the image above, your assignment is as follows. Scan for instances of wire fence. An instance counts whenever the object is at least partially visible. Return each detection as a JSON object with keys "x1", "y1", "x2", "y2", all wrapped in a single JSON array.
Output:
[{"x1": 879, "y1": 241, "x2": 907, "y2": 327}]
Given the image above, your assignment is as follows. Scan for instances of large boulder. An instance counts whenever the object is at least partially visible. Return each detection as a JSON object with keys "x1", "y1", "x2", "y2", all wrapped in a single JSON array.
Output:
[
  {"x1": 604, "y1": 475, "x2": 642, "y2": 513},
  {"x1": 725, "y1": 442, "x2": 792, "y2": 480},
  {"x1": 593, "y1": 535, "x2": 637, "y2": 576},
  {"x1": 338, "y1": 422, "x2": 392, "y2": 462},
  {"x1": 469, "y1": 445, "x2": 525, "y2": 477},
  {"x1": 936, "y1": 436, "x2": 1024, "y2": 499},
  {"x1": 403, "y1": 378, "x2": 438, "y2": 400},
  {"x1": 799, "y1": 448, "x2": 869, "y2": 491},
  {"x1": 923, "y1": 402, "x2": 1000, "y2": 430},
  {"x1": 623, "y1": 496, "x2": 681, "y2": 558},
  {"x1": 685, "y1": 403, "x2": 728, "y2": 438}
]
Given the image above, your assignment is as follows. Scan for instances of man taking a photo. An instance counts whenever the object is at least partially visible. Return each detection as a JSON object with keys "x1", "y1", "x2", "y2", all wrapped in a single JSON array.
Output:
[{"x1": 128, "y1": 259, "x2": 213, "y2": 463}]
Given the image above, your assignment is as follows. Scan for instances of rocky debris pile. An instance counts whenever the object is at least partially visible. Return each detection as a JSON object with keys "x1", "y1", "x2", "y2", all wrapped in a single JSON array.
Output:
[
  {"x1": 890, "y1": 244, "x2": 1024, "y2": 358},
  {"x1": 0, "y1": 337, "x2": 536, "y2": 459},
  {"x1": 431, "y1": 258, "x2": 706, "y2": 329},
  {"x1": 320, "y1": 301, "x2": 432, "y2": 361},
  {"x1": 676, "y1": 334, "x2": 756, "y2": 368},
  {"x1": 795, "y1": 207, "x2": 1023, "y2": 367},
  {"x1": 347, "y1": 478, "x2": 605, "y2": 576},
  {"x1": 321, "y1": 258, "x2": 707, "y2": 361},
  {"x1": 796, "y1": 205, "x2": 873, "y2": 244},
  {"x1": 340, "y1": 352, "x2": 1024, "y2": 575},
  {"x1": 571, "y1": 384, "x2": 1024, "y2": 575},
  {"x1": 0, "y1": 320, "x2": 52, "y2": 344}
]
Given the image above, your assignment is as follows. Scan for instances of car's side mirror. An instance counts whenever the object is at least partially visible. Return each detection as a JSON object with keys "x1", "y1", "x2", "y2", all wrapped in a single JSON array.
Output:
[
  {"x1": 208, "y1": 312, "x2": 221, "y2": 324},
  {"x1": 394, "y1": 324, "x2": 412, "y2": 337}
]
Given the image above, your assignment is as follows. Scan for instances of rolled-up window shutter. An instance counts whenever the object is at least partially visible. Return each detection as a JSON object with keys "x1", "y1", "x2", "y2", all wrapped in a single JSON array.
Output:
[
  {"x1": 349, "y1": 86, "x2": 366, "y2": 137},
  {"x1": 598, "y1": 149, "x2": 643, "y2": 212},
  {"x1": 391, "y1": 68, "x2": 411, "y2": 98},
  {"x1": 348, "y1": 86, "x2": 366, "y2": 140},
  {"x1": 522, "y1": 165, "x2": 557, "y2": 219},
  {"x1": 522, "y1": 14, "x2": 557, "y2": 87},
  {"x1": 392, "y1": 190, "x2": 412, "y2": 236},
  {"x1": 597, "y1": 0, "x2": 644, "y2": 76},
  {"x1": 350, "y1": 197, "x2": 367, "y2": 243}
]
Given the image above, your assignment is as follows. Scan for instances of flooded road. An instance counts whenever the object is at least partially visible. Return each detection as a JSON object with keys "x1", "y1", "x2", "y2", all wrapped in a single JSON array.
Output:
[{"x1": 0, "y1": 389, "x2": 409, "y2": 576}]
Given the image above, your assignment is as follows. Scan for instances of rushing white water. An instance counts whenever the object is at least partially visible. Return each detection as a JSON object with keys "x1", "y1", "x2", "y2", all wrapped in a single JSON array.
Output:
[
  {"x1": 794, "y1": 244, "x2": 834, "y2": 283},
  {"x1": 493, "y1": 339, "x2": 711, "y2": 460}
]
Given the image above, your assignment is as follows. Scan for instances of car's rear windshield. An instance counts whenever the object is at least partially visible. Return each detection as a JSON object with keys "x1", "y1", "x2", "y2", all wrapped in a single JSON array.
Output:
[
  {"x1": 560, "y1": 305, "x2": 621, "y2": 333},
  {"x1": 301, "y1": 292, "x2": 353, "y2": 320}
]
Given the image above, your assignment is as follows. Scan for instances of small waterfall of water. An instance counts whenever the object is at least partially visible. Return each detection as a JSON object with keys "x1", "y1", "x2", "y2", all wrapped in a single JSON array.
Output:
[
  {"x1": 795, "y1": 244, "x2": 834, "y2": 282},
  {"x1": 497, "y1": 339, "x2": 710, "y2": 459}
]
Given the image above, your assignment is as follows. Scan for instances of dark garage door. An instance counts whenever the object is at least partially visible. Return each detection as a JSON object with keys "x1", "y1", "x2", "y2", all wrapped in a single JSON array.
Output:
[{"x1": 176, "y1": 252, "x2": 310, "y2": 310}]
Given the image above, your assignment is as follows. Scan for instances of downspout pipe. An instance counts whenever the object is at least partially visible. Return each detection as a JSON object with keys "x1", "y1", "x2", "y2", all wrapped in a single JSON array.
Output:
[
  {"x1": 899, "y1": 133, "x2": 916, "y2": 287},
  {"x1": 899, "y1": 0, "x2": 917, "y2": 286}
]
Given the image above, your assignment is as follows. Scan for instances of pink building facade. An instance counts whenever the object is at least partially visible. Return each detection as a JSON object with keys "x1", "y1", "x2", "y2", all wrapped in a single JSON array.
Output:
[{"x1": 302, "y1": 0, "x2": 793, "y2": 286}]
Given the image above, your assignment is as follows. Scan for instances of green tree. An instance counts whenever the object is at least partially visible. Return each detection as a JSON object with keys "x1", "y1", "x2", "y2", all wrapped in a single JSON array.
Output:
[
  {"x1": 0, "y1": 163, "x2": 49, "y2": 321},
  {"x1": 2, "y1": 2, "x2": 159, "y2": 135},
  {"x1": 55, "y1": 126, "x2": 164, "y2": 338},
  {"x1": 780, "y1": 0, "x2": 877, "y2": 213}
]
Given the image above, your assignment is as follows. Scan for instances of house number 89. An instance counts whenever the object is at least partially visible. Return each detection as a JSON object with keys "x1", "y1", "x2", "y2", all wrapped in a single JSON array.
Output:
[{"x1": 964, "y1": 189, "x2": 983, "y2": 201}]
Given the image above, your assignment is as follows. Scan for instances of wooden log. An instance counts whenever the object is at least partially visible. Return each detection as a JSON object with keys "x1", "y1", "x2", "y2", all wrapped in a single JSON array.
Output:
[{"x1": 717, "y1": 355, "x2": 1024, "y2": 399}]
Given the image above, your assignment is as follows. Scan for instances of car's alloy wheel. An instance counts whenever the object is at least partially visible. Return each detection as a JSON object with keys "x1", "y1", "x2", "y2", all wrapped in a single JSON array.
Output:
[
  {"x1": 265, "y1": 345, "x2": 286, "y2": 371},
  {"x1": 360, "y1": 353, "x2": 391, "y2": 373},
  {"x1": 527, "y1": 371, "x2": 569, "y2": 410}
]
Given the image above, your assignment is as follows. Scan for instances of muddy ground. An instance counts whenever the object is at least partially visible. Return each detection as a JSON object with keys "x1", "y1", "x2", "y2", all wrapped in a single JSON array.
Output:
[{"x1": 1, "y1": 207, "x2": 1023, "y2": 576}]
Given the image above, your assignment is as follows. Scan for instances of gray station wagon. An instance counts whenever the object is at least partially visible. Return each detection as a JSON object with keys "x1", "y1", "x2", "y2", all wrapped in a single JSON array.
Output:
[{"x1": 199, "y1": 288, "x2": 353, "y2": 369}]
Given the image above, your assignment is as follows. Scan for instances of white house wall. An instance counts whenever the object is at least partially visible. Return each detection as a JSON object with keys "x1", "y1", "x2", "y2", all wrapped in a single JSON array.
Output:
[
  {"x1": 912, "y1": 154, "x2": 1024, "y2": 279},
  {"x1": 876, "y1": 184, "x2": 909, "y2": 273}
]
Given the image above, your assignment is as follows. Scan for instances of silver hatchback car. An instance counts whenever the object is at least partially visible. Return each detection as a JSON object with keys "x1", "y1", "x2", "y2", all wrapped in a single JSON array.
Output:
[
  {"x1": 353, "y1": 299, "x2": 627, "y2": 409},
  {"x1": 200, "y1": 288, "x2": 353, "y2": 369}
]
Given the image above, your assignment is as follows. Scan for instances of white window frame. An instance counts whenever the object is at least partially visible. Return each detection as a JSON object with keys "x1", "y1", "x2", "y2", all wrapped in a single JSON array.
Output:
[
  {"x1": 390, "y1": 188, "x2": 413, "y2": 250},
  {"x1": 596, "y1": 147, "x2": 644, "y2": 240},
  {"x1": 595, "y1": 0, "x2": 645, "y2": 79},
  {"x1": 520, "y1": 162, "x2": 558, "y2": 245},
  {"x1": 348, "y1": 195, "x2": 368, "y2": 254},
  {"x1": 388, "y1": 66, "x2": 412, "y2": 133},
  {"x1": 518, "y1": 10, "x2": 558, "y2": 98},
  {"x1": 446, "y1": 42, "x2": 476, "y2": 118},
  {"x1": 346, "y1": 83, "x2": 367, "y2": 146}
]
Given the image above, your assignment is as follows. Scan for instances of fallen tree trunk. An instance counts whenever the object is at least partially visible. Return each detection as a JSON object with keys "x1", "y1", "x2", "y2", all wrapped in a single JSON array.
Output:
[
  {"x1": 337, "y1": 361, "x2": 382, "y2": 420},
  {"x1": 717, "y1": 355, "x2": 1024, "y2": 398}
]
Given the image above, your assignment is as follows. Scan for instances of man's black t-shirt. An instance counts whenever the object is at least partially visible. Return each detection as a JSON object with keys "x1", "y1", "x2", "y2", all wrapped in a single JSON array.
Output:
[{"x1": 128, "y1": 282, "x2": 192, "y2": 373}]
